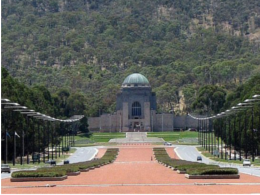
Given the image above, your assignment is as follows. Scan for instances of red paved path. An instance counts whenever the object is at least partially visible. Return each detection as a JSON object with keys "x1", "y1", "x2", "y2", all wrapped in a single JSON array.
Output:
[{"x1": 2, "y1": 145, "x2": 260, "y2": 194}]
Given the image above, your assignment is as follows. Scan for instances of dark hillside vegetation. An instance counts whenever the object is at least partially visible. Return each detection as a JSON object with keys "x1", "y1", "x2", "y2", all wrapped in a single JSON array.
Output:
[{"x1": 2, "y1": 0, "x2": 260, "y2": 115}]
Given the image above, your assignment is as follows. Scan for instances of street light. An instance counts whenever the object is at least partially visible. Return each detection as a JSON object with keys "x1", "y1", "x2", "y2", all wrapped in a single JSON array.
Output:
[{"x1": 238, "y1": 102, "x2": 254, "y2": 160}]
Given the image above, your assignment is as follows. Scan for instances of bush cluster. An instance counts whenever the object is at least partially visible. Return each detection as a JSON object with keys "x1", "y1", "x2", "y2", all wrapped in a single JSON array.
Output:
[
  {"x1": 12, "y1": 148, "x2": 119, "y2": 178},
  {"x1": 153, "y1": 148, "x2": 238, "y2": 175}
]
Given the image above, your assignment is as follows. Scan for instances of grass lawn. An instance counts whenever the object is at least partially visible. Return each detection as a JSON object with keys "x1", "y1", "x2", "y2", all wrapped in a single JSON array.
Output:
[
  {"x1": 72, "y1": 132, "x2": 126, "y2": 146},
  {"x1": 147, "y1": 131, "x2": 198, "y2": 144},
  {"x1": 72, "y1": 131, "x2": 199, "y2": 145},
  {"x1": 7, "y1": 148, "x2": 76, "y2": 169}
]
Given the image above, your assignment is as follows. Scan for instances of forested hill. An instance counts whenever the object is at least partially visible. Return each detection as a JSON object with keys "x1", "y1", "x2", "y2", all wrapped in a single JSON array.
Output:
[{"x1": 2, "y1": 0, "x2": 260, "y2": 116}]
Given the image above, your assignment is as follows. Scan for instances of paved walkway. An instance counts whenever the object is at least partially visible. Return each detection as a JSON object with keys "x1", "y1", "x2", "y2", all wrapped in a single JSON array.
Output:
[
  {"x1": 109, "y1": 132, "x2": 164, "y2": 143},
  {"x1": 2, "y1": 146, "x2": 260, "y2": 194}
]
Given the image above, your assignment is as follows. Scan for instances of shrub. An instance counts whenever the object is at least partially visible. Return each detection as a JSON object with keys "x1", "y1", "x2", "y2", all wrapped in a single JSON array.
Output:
[
  {"x1": 38, "y1": 165, "x2": 80, "y2": 173},
  {"x1": 12, "y1": 170, "x2": 66, "y2": 178},
  {"x1": 187, "y1": 168, "x2": 238, "y2": 175},
  {"x1": 176, "y1": 164, "x2": 219, "y2": 171}
]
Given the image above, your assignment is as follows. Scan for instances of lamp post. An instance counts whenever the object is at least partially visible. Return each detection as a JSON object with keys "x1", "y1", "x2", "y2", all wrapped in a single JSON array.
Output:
[
  {"x1": 20, "y1": 110, "x2": 37, "y2": 164},
  {"x1": 237, "y1": 103, "x2": 254, "y2": 160},
  {"x1": 13, "y1": 107, "x2": 32, "y2": 165},
  {"x1": 244, "y1": 99, "x2": 260, "y2": 161}
]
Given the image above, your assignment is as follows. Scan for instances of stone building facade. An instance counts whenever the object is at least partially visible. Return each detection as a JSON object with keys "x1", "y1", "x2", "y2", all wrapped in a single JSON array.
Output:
[{"x1": 88, "y1": 73, "x2": 197, "y2": 132}]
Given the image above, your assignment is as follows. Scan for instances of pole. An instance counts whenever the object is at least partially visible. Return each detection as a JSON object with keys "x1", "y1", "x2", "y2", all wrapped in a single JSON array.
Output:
[
  {"x1": 197, "y1": 119, "x2": 199, "y2": 144},
  {"x1": 110, "y1": 114, "x2": 112, "y2": 133},
  {"x1": 245, "y1": 110, "x2": 248, "y2": 159},
  {"x1": 225, "y1": 117, "x2": 227, "y2": 160},
  {"x1": 26, "y1": 116, "x2": 29, "y2": 164},
  {"x1": 38, "y1": 120, "x2": 40, "y2": 163},
  {"x1": 234, "y1": 114, "x2": 236, "y2": 160},
  {"x1": 99, "y1": 109, "x2": 101, "y2": 131},
  {"x1": 61, "y1": 124, "x2": 63, "y2": 155},
  {"x1": 162, "y1": 113, "x2": 163, "y2": 132},
  {"x1": 4, "y1": 110, "x2": 8, "y2": 164},
  {"x1": 229, "y1": 117, "x2": 231, "y2": 160},
  {"x1": 59, "y1": 123, "x2": 61, "y2": 157},
  {"x1": 48, "y1": 121, "x2": 50, "y2": 161},
  {"x1": 206, "y1": 119, "x2": 208, "y2": 150},
  {"x1": 52, "y1": 122, "x2": 54, "y2": 160},
  {"x1": 20, "y1": 120, "x2": 23, "y2": 165},
  {"x1": 239, "y1": 114, "x2": 242, "y2": 161},
  {"x1": 43, "y1": 121, "x2": 45, "y2": 163},
  {"x1": 251, "y1": 107, "x2": 254, "y2": 162}
]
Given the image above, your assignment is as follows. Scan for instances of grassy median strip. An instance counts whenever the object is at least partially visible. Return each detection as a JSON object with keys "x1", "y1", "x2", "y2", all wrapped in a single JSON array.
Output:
[{"x1": 153, "y1": 147, "x2": 238, "y2": 176}]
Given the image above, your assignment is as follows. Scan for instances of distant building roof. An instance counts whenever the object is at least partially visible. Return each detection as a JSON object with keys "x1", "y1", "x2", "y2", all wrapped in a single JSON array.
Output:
[{"x1": 122, "y1": 73, "x2": 149, "y2": 86}]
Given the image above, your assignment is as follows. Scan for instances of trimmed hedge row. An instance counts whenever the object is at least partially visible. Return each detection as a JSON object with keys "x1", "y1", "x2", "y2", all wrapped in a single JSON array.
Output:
[
  {"x1": 11, "y1": 148, "x2": 119, "y2": 178},
  {"x1": 187, "y1": 167, "x2": 238, "y2": 175},
  {"x1": 153, "y1": 147, "x2": 238, "y2": 176},
  {"x1": 11, "y1": 170, "x2": 66, "y2": 178}
]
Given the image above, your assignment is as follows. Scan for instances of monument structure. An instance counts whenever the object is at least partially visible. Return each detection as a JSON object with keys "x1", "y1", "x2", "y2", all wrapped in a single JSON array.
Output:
[{"x1": 88, "y1": 73, "x2": 174, "y2": 132}]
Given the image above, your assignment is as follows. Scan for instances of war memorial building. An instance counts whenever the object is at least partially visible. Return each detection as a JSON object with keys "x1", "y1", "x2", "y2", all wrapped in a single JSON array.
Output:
[{"x1": 88, "y1": 73, "x2": 198, "y2": 132}]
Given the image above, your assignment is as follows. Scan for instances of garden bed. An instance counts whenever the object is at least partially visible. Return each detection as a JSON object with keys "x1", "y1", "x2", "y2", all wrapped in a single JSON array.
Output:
[
  {"x1": 67, "y1": 171, "x2": 80, "y2": 176},
  {"x1": 185, "y1": 174, "x2": 240, "y2": 179},
  {"x1": 11, "y1": 175, "x2": 67, "y2": 182},
  {"x1": 153, "y1": 147, "x2": 239, "y2": 179},
  {"x1": 10, "y1": 148, "x2": 119, "y2": 182},
  {"x1": 177, "y1": 170, "x2": 186, "y2": 174}
]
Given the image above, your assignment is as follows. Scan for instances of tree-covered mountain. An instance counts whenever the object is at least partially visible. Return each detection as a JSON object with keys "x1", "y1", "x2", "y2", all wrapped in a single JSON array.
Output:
[{"x1": 2, "y1": 0, "x2": 260, "y2": 116}]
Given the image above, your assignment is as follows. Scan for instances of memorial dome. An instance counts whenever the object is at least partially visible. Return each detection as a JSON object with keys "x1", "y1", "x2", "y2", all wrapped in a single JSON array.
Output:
[{"x1": 122, "y1": 73, "x2": 150, "y2": 87}]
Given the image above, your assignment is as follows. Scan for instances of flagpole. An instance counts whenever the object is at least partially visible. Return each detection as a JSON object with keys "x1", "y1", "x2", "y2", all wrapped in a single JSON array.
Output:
[
  {"x1": 13, "y1": 131, "x2": 16, "y2": 166},
  {"x1": 6, "y1": 131, "x2": 8, "y2": 164},
  {"x1": 22, "y1": 131, "x2": 24, "y2": 165}
]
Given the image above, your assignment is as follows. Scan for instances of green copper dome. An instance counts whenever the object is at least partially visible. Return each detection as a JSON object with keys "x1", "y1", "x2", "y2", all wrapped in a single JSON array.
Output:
[{"x1": 122, "y1": 73, "x2": 149, "y2": 85}]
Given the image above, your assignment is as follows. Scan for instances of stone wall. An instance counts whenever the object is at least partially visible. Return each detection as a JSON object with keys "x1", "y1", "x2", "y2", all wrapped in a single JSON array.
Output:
[
  {"x1": 88, "y1": 114, "x2": 202, "y2": 132},
  {"x1": 153, "y1": 113, "x2": 173, "y2": 131}
]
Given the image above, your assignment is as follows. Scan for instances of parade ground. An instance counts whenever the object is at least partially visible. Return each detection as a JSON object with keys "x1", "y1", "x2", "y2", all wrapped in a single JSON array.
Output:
[{"x1": 2, "y1": 142, "x2": 260, "y2": 194}]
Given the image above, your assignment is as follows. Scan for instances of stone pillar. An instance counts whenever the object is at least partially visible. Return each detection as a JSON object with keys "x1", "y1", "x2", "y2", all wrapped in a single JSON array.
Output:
[
  {"x1": 122, "y1": 102, "x2": 129, "y2": 131},
  {"x1": 144, "y1": 102, "x2": 151, "y2": 131}
]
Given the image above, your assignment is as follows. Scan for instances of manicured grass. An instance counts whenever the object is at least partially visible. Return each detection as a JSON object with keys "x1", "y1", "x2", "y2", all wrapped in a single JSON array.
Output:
[
  {"x1": 148, "y1": 131, "x2": 198, "y2": 143},
  {"x1": 8, "y1": 148, "x2": 76, "y2": 169},
  {"x1": 90, "y1": 133, "x2": 125, "y2": 143},
  {"x1": 72, "y1": 132, "x2": 125, "y2": 144}
]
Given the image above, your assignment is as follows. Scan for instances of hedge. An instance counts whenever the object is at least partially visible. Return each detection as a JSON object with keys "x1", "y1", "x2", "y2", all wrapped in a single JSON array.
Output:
[
  {"x1": 153, "y1": 147, "x2": 238, "y2": 176},
  {"x1": 12, "y1": 148, "x2": 119, "y2": 178},
  {"x1": 11, "y1": 170, "x2": 66, "y2": 178},
  {"x1": 187, "y1": 168, "x2": 238, "y2": 175}
]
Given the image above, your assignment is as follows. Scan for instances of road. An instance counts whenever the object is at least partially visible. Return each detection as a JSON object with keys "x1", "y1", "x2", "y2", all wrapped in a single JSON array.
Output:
[
  {"x1": 60, "y1": 147, "x2": 98, "y2": 164},
  {"x1": 1, "y1": 147, "x2": 98, "y2": 179},
  {"x1": 174, "y1": 145, "x2": 260, "y2": 177}
]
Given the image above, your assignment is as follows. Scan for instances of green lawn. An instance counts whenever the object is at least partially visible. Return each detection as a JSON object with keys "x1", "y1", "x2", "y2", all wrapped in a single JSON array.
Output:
[
  {"x1": 71, "y1": 132, "x2": 126, "y2": 146},
  {"x1": 6, "y1": 148, "x2": 76, "y2": 169},
  {"x1": 71, "y1": 131, "x2": 199, "y2": 145},
  {"x1": 91, "y1": 132, "x2": 125, "y2": 142},
  {"x1": 148, "y1": 131, "x2": 198, "y2": 144}
]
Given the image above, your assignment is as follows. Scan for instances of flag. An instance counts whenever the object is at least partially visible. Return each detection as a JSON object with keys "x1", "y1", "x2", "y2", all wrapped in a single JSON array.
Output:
[
  {"x1": 15, "y1": 131, "x2": 20, "y2": 138},
  {"x1": 6, "y1": 132, "x2": 11, "y2": 138}
]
